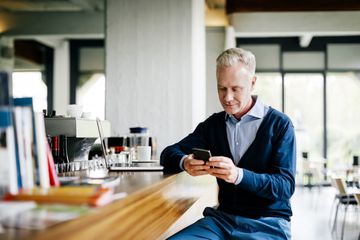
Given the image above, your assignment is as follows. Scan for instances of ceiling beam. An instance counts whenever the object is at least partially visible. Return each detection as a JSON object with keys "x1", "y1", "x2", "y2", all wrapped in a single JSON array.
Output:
[
  {"x1": 226, "y1": 0, "x2": 360, "y2": 13},
  {"x1": 299, "y1": 34, "x2": 313, "y2": 48},
  {"x1": 0, "y1": 0, "x2": 82, "y2": 12},
  {"x1": 14, "y1": 40, "x2": 45, "y2": 65},
  {"x1": 230, "y1": 11, "x2": 360, "y2": 37},
  {"x1": 0, "y1": 11, "x2": 104, "y2": 38}
]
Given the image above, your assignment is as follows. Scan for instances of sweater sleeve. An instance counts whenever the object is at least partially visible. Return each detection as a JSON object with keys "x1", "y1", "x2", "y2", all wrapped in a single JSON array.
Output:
[
  {"x1": 236, "y1": 120, "x2": 296, "y2": 201},
  {"x1": 160, "y1": 120, "x2": 209, "y2": 173}
]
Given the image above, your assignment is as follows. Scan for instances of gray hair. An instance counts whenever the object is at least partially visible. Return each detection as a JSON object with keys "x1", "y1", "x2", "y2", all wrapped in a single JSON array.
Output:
[{"x1": 216, "y1": 48, "x2": 256, "y2": 76}]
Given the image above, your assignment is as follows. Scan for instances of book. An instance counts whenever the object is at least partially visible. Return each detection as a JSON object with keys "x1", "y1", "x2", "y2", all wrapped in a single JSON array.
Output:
[
  {"x1": 0, "y1": 109, "x2": 19, "y2": 195},
  {"x1": 4, "y1": 186, "x2": 114, "y2": 207},
  {"x1": 33, "y1": 112, "x2": 50, "y2": 189},
  {"x1": 1, "y1": 204, "x2": 90, "y2": 230},
  {"x1": 0, "y1": 71, "x2": 11, "y2": 106},
  {"x1": 13, "y1": 97, "x2": 38, "y2": 188},
  {"x1": 11, "y1": 109, "x2": 23, "y2": 191},
  {"x1": 13, "y1": 106, "x2": 34, "y2": 190},
  {"x1": 46, "y1": 142, "x2": 60, "y2": 187}
]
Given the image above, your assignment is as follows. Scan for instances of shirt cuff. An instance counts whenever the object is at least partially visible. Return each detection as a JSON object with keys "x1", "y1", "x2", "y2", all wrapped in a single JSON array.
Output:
[
  {"x1": 234, "y1": 168, "x2": 243, "y2": 185},
  {"x1": 179, "y1": 155, "x2": 188, "y2": 171}
]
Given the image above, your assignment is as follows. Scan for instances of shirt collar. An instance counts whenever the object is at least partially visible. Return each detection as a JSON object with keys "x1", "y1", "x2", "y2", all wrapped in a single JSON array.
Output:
[{"x1": 225, "y1": 95, "x2": 266, "y2": 122}]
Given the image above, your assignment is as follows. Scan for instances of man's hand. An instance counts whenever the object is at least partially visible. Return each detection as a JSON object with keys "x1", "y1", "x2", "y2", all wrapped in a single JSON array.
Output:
[
  {"x1": 206, "y1": 156, "x2": 239, "y2": 183},
  {"x1": 183, "y1": 154, "x2": 210, "y2": 176}
]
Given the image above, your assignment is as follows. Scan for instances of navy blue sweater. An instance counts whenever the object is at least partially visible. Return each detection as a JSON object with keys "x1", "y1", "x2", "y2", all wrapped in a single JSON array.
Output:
[{"x1": 160, "y1": 107, "x2": 296, "y2": 221}]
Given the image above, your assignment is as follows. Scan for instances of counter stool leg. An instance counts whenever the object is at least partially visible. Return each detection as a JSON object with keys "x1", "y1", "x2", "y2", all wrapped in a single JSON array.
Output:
[
  {"x1": 332, "y1": 201, "x2": 340, "y2": 233},
  {"x1": 340, "y1": 202, "x2": 349, "y2": 240},
  {"x1": 328, "y1": 196, "x2": 337, "y2": 228}
]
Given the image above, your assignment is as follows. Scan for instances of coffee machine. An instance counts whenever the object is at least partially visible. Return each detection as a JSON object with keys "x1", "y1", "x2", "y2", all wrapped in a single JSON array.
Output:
[{"x1": 44, "y1": 117, "x2": 111, "y2": 162}]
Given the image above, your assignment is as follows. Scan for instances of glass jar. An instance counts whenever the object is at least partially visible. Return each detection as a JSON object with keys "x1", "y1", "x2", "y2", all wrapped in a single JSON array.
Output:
[{"x1": 128, "y1": 127, "x2": 149, "y2": 161}]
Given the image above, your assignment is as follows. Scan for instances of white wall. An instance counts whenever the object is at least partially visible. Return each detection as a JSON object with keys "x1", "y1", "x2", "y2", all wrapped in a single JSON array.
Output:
[{"x1": 106, "y1": 0, "x2": 205, "y2": 155}]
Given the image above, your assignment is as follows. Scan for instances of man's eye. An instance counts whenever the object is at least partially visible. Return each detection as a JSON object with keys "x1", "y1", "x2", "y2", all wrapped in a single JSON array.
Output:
[{"x1": 233, "y1": 87, "x2": 241, "y2": 92}]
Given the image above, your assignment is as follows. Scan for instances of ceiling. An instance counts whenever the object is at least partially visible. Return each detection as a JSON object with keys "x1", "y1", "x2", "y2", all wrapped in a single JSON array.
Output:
[
  {"x1": 1, "y1": 0, "x2": 360, "y2": 29},
  {"x1": 2, "y1": 0, "x2": 359, "y2": 47},
  {"x1": 3, "y1": 0, "x2": 359, "y2": 69},
  {"x1": 0, "y1": 0, "x2": 224, "y2": 13},
  {"x1": 2, "y1": 0, "x2": 360, "y2": 13},
  {"x1": 0, "y1": 0, "x2": 228, "y2": 26}
]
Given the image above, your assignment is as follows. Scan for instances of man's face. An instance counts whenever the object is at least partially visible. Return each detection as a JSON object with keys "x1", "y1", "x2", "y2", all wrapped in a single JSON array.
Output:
[{"x1": 217, "y1": 62, "x2": 256, "y2": 118}]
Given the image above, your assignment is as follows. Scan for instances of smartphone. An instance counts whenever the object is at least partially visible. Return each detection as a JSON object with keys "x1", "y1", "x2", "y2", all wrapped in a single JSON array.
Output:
[{"x1": 192, "y1": 148, "x2": 212, "y2": 162}]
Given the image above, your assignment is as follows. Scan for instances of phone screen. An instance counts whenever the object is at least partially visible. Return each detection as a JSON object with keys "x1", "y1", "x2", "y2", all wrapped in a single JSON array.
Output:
[{"x1": 192, "y1": 148, "x2": 212, "y2": 162}]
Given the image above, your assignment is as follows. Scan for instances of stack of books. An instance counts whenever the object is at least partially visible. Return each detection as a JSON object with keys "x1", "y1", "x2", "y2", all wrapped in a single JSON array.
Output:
[
  {"x1": 0, "y1": 71, "x2": 59, "y2": 198},
  {"x1": 4, "y1": 186, "x2": 114, "y2": 207}
]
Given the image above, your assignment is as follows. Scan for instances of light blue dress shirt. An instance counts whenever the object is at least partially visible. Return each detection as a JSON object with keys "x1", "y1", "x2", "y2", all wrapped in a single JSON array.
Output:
[
  {"x1": 227, "y1": 96, "x2": 269, "y2": 184},
  {"x1": 180, "y1": 96, "x2": 269, "y2": 185}
]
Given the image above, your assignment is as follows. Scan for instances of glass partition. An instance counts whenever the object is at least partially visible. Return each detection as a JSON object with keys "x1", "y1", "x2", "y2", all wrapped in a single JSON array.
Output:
[{"x1": 327, "y1": 72, "x2": 360, "y2": 170}]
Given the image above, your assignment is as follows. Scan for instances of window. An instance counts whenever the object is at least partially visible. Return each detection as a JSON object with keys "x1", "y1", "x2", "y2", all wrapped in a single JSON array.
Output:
[
  {"x1": 327, "y1": 72, "x2": 360, "y2": 169},
  {"x1": 13, "y1": 40, "x2": 54, "y2": 112},
  {"x1": 237, "y1": 36, "x2": 360, "y2": 181},
  {"x1": 76, "y1": 73, "x2": 105, "y2": 119},
  {"x1": 12, "y1": 72, "x2": 47, "y2": 112},
  {"x1": 70, "y1": 40, "x2": 105, "y2": 119},
  {"x1": 284, "y1": 73, "x2": 324, "y2": 159},
  {"x1": 253, "y1": 72, "x2": 282, "y2": 111}
]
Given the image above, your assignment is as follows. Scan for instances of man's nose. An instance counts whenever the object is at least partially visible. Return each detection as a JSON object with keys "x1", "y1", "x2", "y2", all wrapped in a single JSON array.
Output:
[{"x1": 224, "y1": 90, "x2": 233, "y2": 102}]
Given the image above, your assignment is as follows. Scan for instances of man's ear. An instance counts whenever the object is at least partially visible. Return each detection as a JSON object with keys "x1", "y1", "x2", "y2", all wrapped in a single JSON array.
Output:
[{"x1": 251, "y1": 76, "x2": 257, "y2": 91}]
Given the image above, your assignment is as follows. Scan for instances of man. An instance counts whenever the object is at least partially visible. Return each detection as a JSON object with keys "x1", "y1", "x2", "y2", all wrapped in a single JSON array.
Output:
[{"x1": 160, "y1": 48, "x2": 296, "y2": 239}]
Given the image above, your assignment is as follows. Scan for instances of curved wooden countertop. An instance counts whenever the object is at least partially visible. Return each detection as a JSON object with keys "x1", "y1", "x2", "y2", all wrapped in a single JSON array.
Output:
[{"x1": 1, "y1": 171, "x2": 218, "y2": 240}]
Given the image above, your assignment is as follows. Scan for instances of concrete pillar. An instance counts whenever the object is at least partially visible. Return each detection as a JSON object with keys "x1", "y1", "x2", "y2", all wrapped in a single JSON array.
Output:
[
  {"x1": 105, "y1": 0, "x2": 205, "y2": 154},
  {"x1": 33, "y1": 38, "x2": 70, "y2": 115},
  {"x1": 205, "y1": 27, "x2": 224, "y2": 117},
  {"x1": 53, "y1": 40, "x2": 70, "y2": 116}
]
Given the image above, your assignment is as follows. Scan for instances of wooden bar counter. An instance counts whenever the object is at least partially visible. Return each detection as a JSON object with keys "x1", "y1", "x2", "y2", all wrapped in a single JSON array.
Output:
[{"x1": 0, "y1": 170, "x2": 218, "y2": 240}]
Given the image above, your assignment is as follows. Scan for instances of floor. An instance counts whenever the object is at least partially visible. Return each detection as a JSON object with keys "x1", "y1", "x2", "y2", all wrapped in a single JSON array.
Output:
[{"x1": 291, "y1": 186, "x2": 359, "y2": 240}]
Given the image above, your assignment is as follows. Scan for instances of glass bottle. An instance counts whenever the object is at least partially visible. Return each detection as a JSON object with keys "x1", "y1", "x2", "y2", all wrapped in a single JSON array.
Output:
[
  {"x1": 59, "y1": 135, "x2": 70, "y2": 172},
  {"x1": 52, "y1": 136, "x2": 62, "y2": 173}
]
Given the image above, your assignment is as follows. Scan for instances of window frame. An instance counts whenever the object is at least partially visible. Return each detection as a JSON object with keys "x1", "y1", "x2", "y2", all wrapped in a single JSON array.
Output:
[{"x1": 69, "y1": 39, "x2": 104, "y2": 104}]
